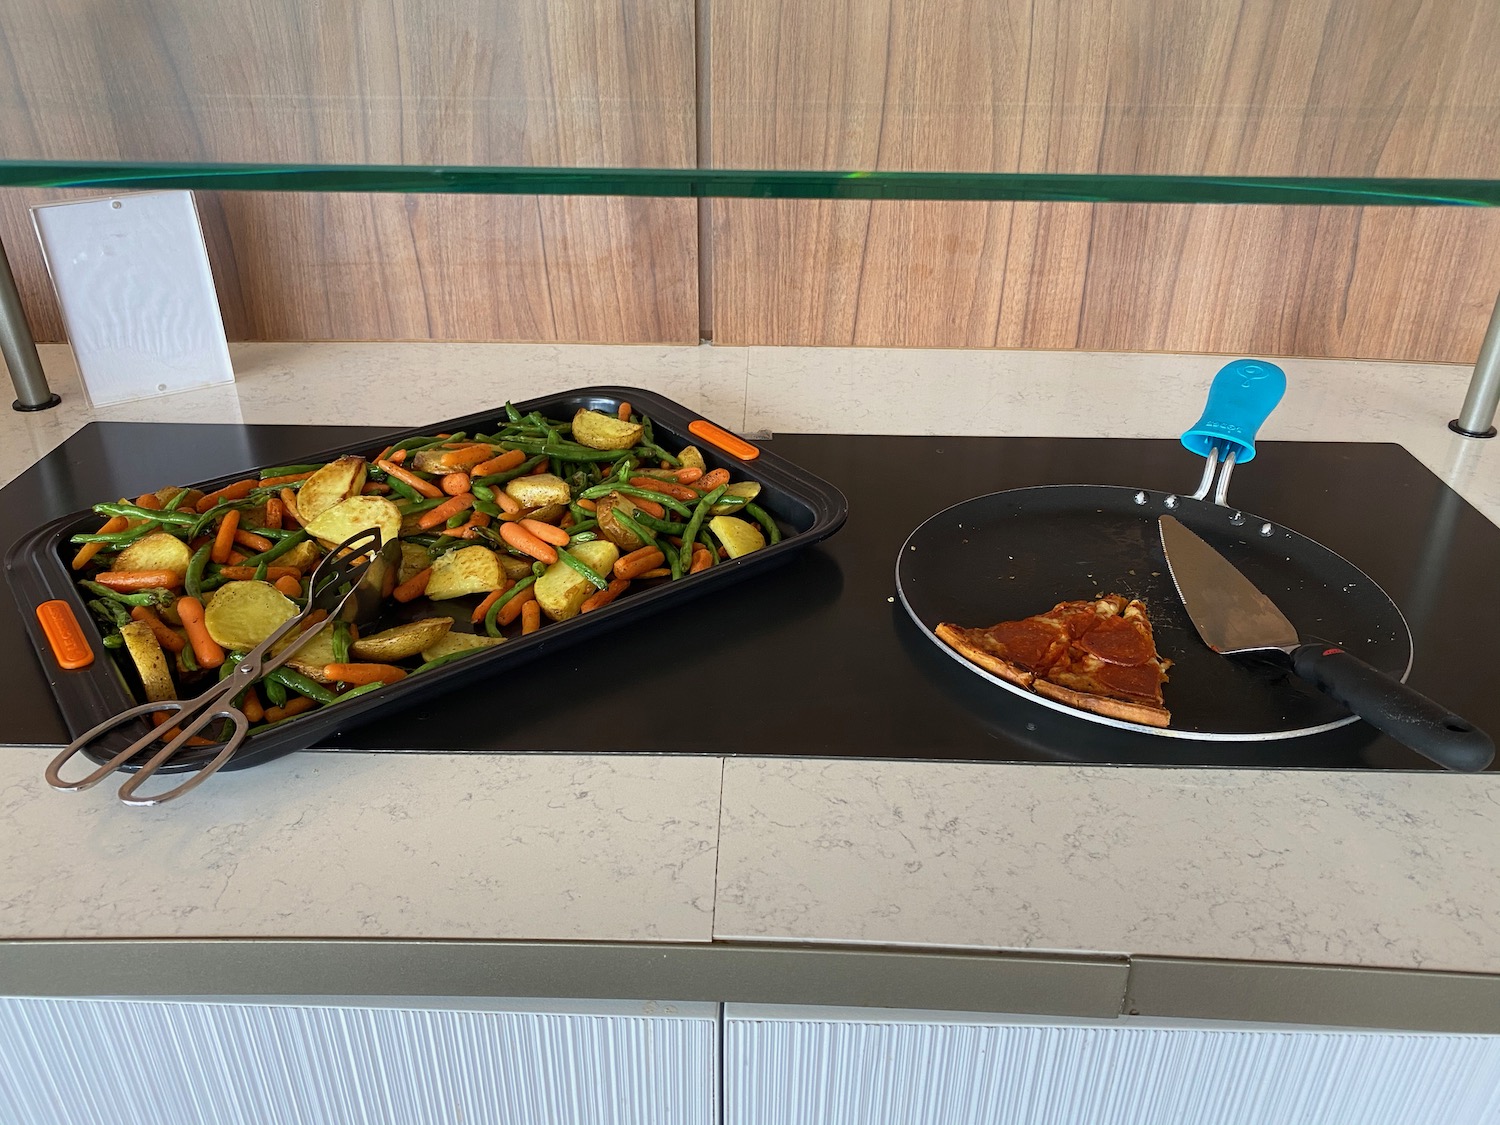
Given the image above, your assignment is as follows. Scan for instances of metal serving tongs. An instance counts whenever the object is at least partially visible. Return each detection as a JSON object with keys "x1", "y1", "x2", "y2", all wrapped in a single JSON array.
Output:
[
  {"x1": 46, "y1": 527, "x2": 387, "y2": 807},
  {"x1": 1179, "y1": 359, "x2": 1287, "y2": 507}
]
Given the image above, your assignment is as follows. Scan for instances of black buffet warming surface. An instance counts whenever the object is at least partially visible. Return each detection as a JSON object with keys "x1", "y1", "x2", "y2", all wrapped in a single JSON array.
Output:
[{"x1": 5, "y1": 421, "x2": 1497, "y2": 771}]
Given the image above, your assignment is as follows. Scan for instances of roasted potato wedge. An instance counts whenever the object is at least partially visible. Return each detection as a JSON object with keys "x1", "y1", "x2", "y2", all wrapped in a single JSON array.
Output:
[
  {"x1": 116, "y1": 531, "x2": 194, "y2": 578},
  {"x1": 119, "y1": 621, "x2": 176, "y2": 703},
  {"x1": 496, "y1": 553, "x2": 536, "y2": 582},
  {"x1": 350, "y1": 618, "x2": 453, "y2": 662},
  {"x1": 303, "y1": 495, "x2": 402, "y2": 552},
  {"x1": 708, "y1": 515, "x2": 767, "y2": 559},
  {"x1": 398, "y1": 542, "x2": 434, "y2": 585},
  {"x1": 420, "y1": 631, "x2": 505, "y2": 663},
  {"x1": 278, "y1": 623, "x2": 338, "y2": 682},
  {"x1": 296, "y1": 456, "x2": 368, "y2": 522},
  {"x1": 203, "y1": 580, "x2": 300, "y2": 650},
  {"x1": 676, "y1": 445, "x2": 707, "y2": 472},
  {"x1": 504, "y1": 473, "x2": 572, "y2": 510},
  {"x1": 594, "y1": 493, "x2": 644, "y2": 552},
  {"x1": 277, "y1": 539, "x2": 325, "y2": 574},
  {"x1": 425, "y1": 545, "x2": 505, "y2": 600},
  {"x1": 534, "y1": 540, "x2": 619, "y2": 622},
  {"x1": 571, "y1": 408, "x2": 643, "y2": 451}
]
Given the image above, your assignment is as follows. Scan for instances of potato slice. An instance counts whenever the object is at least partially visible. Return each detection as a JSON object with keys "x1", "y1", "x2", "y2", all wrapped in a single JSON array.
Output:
[
  {"x1": 504, "y1": 473, "x2": 572, "y2": 510},
  {"x1": 534, "y1": 540, "x2": 619, "y2": 622},
  {"x1": 497, "y1": 553, "x2": 536, "y2": 582},
  {"x1": 676, "y1": 445, "x2": 706, "y2": 472},
  {"x1": 420, "y1": 631, "x2": 505, "y2": 663},
  {"x1": 710, "y1": 480, "x2": 762, "y2": 516},
  {"x1": 303, "y1": 496, "x2": 402, "y2": 553},
  {"x1": 399, "y1": 542, "x2": 434, "y2": 585},
  {"x1": 571, "y1": 408, "x2": 643, "y2": 451},
  {"x1": 708, "y1": 515, "x2": 767, "y2": 559},
  {"x1": 594, "y1": 493, "x2": 643, "y2": 552},
  {"x1": 425, "y1": 545, "x2": 505, "y2": 600},
  {"x1": 278, "y1": 622, "x2": 338, "y2": 682},
  {"x1": 277, "y1": 539, "x2": 325, "y2": 574},
  {"x1": 119, "y1": 621, "x2": 176, "y2": 703},
  {"x1": 350, "y1": 618, "x2": 453, "y2": 662},
  {"x1": 296, "y1": 456, "x2": 368, "y2": 522},
  {"x1": 203, "y1": 581, "x2": 300, "y2": 650},
  {"x1": 116, "y1": 531, "x2": 194, "y2": 578}
]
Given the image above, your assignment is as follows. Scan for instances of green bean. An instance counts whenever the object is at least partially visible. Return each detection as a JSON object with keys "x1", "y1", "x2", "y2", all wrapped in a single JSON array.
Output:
[
  {"x1": 257, "y1": 463, "x2": 326, "y2": 478},
  {"x1": 94, "y1": 501, "x2": 196, "y2": 526},
  {"x1": 395, "y1": 495, "x2": 447, "y2": 516},
  {"x1": 483, "y1": 576, "x2": 536, "y2": 637},
  {"x1": 253, "y1": 559, "x2": 269, "y2": 581},
  {"x1": 379, "y1": 472, "x2": 423, "y2": 502},
  {"x1": 413, "y1": 648, "x2": 490, "y2": 675},
  {"x1": 79, "y1": 581, "x2": 175, "y2": 609},
  {"x1": 235, "y1": 529, "x2": 310, "y2": 569},
  {"x1": 263, "y1": 675, "x2": 288, "y2": 708},
  {"x1": 162, "y1": 488, "x2": 192, "y2": 512},
  {"x1": 335, "y1": 681, "x2": 386, "y2": 702},
  {"x1": 471, "y1": 481, "x2": 495, "y2": 502},
  {"x1": 678, "y1": 485, "x2": 726, "y2": 572},
  {"x1": 179, "y1": 643, "x2": 198, "y2": 673},
  {"x1": 492, "y1": 437, "x2": 624, "y2": 462},
  {"x1": 102, "y1": 633, "x2": 124, "y2": 649},
  {"x1": 69, "y1": 521, "x2": 161, "y2": 546},
  {"x1": 567, "y1": 531, "x2": 598, "y2": 544},
  {"x1": 555, "y1": 547, "x2": 610, "y2": 591},
  {"x1": 577, "y1": 482, "x2": 694, "y2": 518},
  {"x1": 331, "y1": 620, "x2": 352, "y2": 664},
  {"x1": 565, "y1": 520, "x2": 598, "y2": 537},
  {"x1": 267, "y1": 667, "x2": 339, "y2": 705},
  {"x1": 184, "y1": 544, "x2": 212, "y2": 599},
  {"x1": 86, "y1": 597, "x2": 131, "y2": 628},
  {"x1": 472, "y1": 499, "x2": 502, "y2": 518},
  {"x1": 504, "y1": 402, "x2": 524, "y2": 424},
  {"x1": 608, "y1": 508, "x2": 658, "y2": 551},
  {"x1": 632, "y1": 511, "x2": 688, "y2": 535},
  {"x1": 744, "y1": 502, "x2": 783, "y2": 545}
]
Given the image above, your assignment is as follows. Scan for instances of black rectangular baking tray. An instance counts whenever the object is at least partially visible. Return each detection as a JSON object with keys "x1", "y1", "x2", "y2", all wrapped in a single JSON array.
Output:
[{"x1": 7, "y1": 386, "x2": 848, "y2": 775}]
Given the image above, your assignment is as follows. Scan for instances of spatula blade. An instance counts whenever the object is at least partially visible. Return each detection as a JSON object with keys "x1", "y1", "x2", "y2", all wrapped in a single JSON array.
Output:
[{"x1": 1158, "y1": 515, "x2": 1299, "y2": 654}]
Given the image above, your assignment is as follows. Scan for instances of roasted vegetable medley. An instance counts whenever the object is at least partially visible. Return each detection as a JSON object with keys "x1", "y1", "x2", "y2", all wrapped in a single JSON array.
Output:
[{"x1": 70, "y1": 402, "x2": 782, "y2": 736}]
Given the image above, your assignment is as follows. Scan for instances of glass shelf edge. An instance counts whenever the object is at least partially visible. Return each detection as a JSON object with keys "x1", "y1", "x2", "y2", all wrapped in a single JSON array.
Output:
[{"x1": 0, "y1": 162, "x2": 1496, "y2": 206}]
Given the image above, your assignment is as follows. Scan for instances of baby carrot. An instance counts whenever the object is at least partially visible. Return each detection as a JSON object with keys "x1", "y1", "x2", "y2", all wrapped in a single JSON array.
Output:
[
  {"x1": 216, "y1": 565, "x2": 303, "y2": 581},
  {"x1": 518, "y1": 518, "x2": 570, "y2": 547},
  {"x1": 470, "y1": 580, "x2": 513, "y2": 624},
  {"x1": 233, "y1": 528, "x2": 274, "y2": 553},
  {"x1": 575, "y1": 497, "x2": 597, "y2": 512},
  {"x1": 694, "y1": 468, "x2": 731, "y2": 492},
  {"x1": 93, "y1": 570, "x2": 184, "y2": 591},
  {"x1": 494, "y1": 490, "x2": 522, "y2": 515},
  {"x1": 471, "y1": 448, "x2": 527, "y2": 477},
  {"x1": 194, "y1": 478, "x2": 257, "y2": 513},
  {"x1": 72, "y1": 515, "x2": 128, "y2": 570},
  {"x1": 614, "y1": 546, "x2": 665, "y2": 580},
  {"x1": 211, "y1": 510, "x2": 240, "y2": 564},
  {"x1": 240, "y1": 686, "x2": 265, "y2": 724},
  {"x1": 630, "y1": 477, "x2": 698, "y2": 502},
  {"x1": 376, "y1": 458, "x2": 443, "y2": 499},
  {"x1": 264, "y1": 696, "x2": 317, "y2": 724},
  {"x1": 416, "y1": 493, "x2": 474, "y2": 531},
  {"x1": 257, "y1": 470, "x2": 317, "y2": 487},
  {"x1": 581, "y1": 577, "x2": 630, "y2": 613},
  {"x1": 497, "y1": 584, "x2": 535, "y2": 626},
  {"x1": 439, "y1": 471, "x2": 472, "y2": 496},
  {"x1": 129, "y1": 606, "x2": 185, "y2": 653},
  {"x1": 520, "y1": 599, "x2": 541, "y2": 635},
  {"x1": 616, "y1": 401, "x2": 632, "y2": 421},
  {"x1": 636, "y1": 567, "x2": 671, "y2": 579},
  {"x1": 176, "y1": 596, "x2": 225, "y2": 669},
  {"x1": 134, "y1": 492, "x2": 164, "y2": 510},
  {"x1": 391, "y1": 566, "x2": 432, "y2": 603},
  {"x1": 323, "y1": 662, "x2": 407, "y2": 686},
  {"x1": 431, "y1": 445, "x2": 495, "y2": 472},
  {"x1": 625, "y1": 495, "x2": 665, "y2": 519},
  {"x1": 263, "y1": 496, "x2": 284, "y2": 530},
  {"x1": 273, "y1": 574, "x2": 303, "y2": 598},
  {"x1": 499, "y1": 521, "x2": 558, "y2": 564},
  {"x1": 530, "y1": 457, "x2": 550, "y2": 475},
  {"x1": 689, "y1": 547, "x2": 713, "y2": 574},
  {"x1": 279, "y1": 488, "x2": 304, "y2": 526},
  {"x1": 674, "y1": 467, "x2": 704, "y2": 484}
]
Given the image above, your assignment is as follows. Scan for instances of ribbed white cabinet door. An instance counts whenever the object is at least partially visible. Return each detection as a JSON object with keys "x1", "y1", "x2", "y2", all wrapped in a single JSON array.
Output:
[
  {"x1": 724, "y1": 1004, "x2": 1500, "y2": 1125},
  {"x1": 0, "y1": 996, "x2": 717, "y2": 1125}
]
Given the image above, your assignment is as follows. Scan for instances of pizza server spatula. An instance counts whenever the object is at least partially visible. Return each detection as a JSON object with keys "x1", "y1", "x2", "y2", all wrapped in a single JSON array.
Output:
[{"x1": 1159, "y1": 514, "x2": 1494, "y2": 771}]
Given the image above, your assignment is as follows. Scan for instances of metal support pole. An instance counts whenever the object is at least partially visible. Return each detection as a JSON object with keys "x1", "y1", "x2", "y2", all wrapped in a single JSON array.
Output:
[
  {"x1": 1450, "y1": 289, "x2": 1500, "y2": 438},
  {"x1": 0, "y1": 234, "x2": 59, "y2": 412}
]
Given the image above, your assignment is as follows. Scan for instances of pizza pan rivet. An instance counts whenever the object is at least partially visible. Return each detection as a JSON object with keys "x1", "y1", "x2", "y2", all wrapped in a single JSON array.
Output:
[
  {"x1": 1259, "y1": 522, "x2": 1274, "y2": 536},
  {"x1": 1164, "y1": 495, "x2": 1179, "y2": 509},
  {"x1": 1133, "y1": 491, "x2": 1148, "y2": 505},
  {"x1": 1229, "y1": 511, "x2": 1245, "y2": 525}
]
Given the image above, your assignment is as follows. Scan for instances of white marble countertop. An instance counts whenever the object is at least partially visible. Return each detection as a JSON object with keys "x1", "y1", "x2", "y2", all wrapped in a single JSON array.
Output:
[{"x1": 4, "y1": 343, "x2": 1499, "y2": 978}]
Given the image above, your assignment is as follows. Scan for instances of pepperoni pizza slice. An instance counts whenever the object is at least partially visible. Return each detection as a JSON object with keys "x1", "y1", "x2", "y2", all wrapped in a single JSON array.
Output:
[{"x1": 934, "y1": 595, "x2": 1172, "y2": 727}]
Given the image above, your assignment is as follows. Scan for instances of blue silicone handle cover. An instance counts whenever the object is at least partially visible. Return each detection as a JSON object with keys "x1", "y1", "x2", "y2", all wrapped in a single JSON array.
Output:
[{"x1": 1180, "y1": 359, "x2": 1287, "y2": 464}]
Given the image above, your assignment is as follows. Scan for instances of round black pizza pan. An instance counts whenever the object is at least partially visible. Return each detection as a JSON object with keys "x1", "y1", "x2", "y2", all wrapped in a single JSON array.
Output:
[{"x1": 895, "y1": 485, "x2": 1413, "y2": 741}]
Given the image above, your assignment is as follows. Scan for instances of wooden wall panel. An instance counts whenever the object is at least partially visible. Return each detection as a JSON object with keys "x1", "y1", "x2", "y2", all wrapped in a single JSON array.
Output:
[
  {"x1": 0, "y1": 1, "x2": 698, "y2": 343},
  {"x1": 709, "y1": 0, "x2": 1500, "y2": 360}
]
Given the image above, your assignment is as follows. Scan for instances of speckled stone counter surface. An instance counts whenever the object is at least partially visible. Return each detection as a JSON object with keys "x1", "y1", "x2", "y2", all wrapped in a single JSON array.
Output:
[{"x1": 3, "y1": 344, "x2": 1498, "y2": 1018}]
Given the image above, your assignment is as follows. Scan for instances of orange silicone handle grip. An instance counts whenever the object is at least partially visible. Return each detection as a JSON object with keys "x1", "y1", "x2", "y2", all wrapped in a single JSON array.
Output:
[
  {"x1": 36, "y1": 599, "x2": 94, "y2": 670},
  {"x1": 687, "y1": 419, "x2": 760, "y2": 461}
]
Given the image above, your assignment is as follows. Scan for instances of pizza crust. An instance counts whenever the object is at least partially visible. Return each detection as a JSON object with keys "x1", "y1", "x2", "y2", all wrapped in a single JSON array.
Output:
[{"x1": 935, "y1": 595, "x2": 1171, "y2": 728}]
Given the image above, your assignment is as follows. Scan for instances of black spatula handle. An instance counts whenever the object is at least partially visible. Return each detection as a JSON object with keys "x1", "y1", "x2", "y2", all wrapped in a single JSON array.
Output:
[{"x1": 1291, "y1": 645, "x2": 1494, "y2": 772}]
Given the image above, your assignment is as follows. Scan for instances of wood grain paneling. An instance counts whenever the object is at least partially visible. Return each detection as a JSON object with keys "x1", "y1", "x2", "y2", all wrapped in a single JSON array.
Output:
[
  {"x1": 710, "y1": 0, "x2": 1500, "y2": 360},
  {"x1": 0, "y1": 1, "x2": 698, "y2": 343}
]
